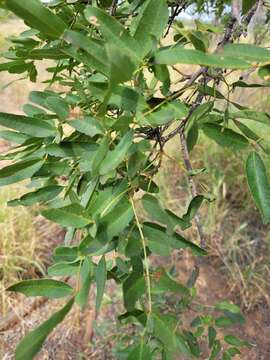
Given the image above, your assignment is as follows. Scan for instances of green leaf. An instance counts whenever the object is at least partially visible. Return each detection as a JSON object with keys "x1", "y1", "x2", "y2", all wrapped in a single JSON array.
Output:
[
  {"x1": 224, "y1": 335, "x2": 249, "y2": 347},
  {"x1": 123, "y1": 271, "x2": 145, "y2": 311},
  {"x1": 233, "y1": 120, "x2": 260, "y2": 142},
  {"x1": 242, "y1": 0, "x2": 257, "y2": 13},
  {"x1": 0, "y1": 159, "x2": 43, "y2": 186},
  {"x1": 88, "y1": 180, "x2": 129, "y2": 218},
  {"x1": 8, "y1": 185, "x2": 63, "y2": 206},
  {"x1": 53, "y1": 246, "x2": 79, "y2": 263},
  {"x1": 45, "y1": 96, "x2": 69, "y2": 120},
  {"x1": 63, "y1": 30, "x2": 109, "y2": 75},
  {"x1": 155, "y1": 48, "x2": 251, "y2": 69},
  {"x1": 128, "y1": 151, "x2": 147, "y2": 178},
  {"x1": 246, "y1": 152, "x2": 270, "y2": 224},
  {"x1": 258, "y1": 64, "x2": 270, "y2": 81},
  {"x1": 88, "y1": 82, "x2": 147, "y2": 112},
  {"x1": 118, "y1": 309, "x2": 147, "y2": 326},
  {"x1": 95, "y1": 255, "x2": 106, "y2": 311},
  {"x1": 139, "y1": 176, "x2": 159, "y2": 194},
  {"x1": 128, "y1": 341, "x2": 152, "y2": 360},
  {"x1": 186, "y1": 102, "x2": 214, "y2": 131},
  {"x1": 76, "y1": 258, "x2": 93, "y2": 308},
  {"x1": 0, "y1": 112, "x2": 57, "y2": 137},
  {"x1": 106, "y1": 43, "x2": 136, "y2": 85},
  {"x1": 99, "y1": 130, "x2": 133, "y2": 175},
  {"x1": 42, "y1": 204, "x2": 93, "y2": 228},
  {"x1": 215, "y1": 301, "x2": 241, "y2": 314},
  {"x1": 143, "y1": 223, "x2": 171, "y2": 256},
  {"x1": 202, "y1": 123, "x2": 249, "y2": 150},
  {"x1": 234, "y1": 121, "x2": 270, "y2": 154},
  {"x1": 222, "y1": 352, "x2": 232, "y2": 360},
  {"x1": 182, "y1": 195, "x2": 205, "y2": 225},
  {"x1": 0, "y1": 60, "x2": 28, "y2": 73},
  {"x1": 45, "y1": 142, "x2": 97, "y2": 159},
  {"x1": 0, "y1": 130, "x2": 30, "y2": 144},
  {"x1": 29, "y1": 90, "x2": 56, "y2": 108},
  {"x1": 171, "y1": 231, "x2": 207, "y2": 256},
  {"x1": 209, "y1": 340, "x2": 221, "y2": 360},
  {"x1": 96, "y1": 199, "x2": 134, "y2": 244},
  {"x1": 84, "y1": 6, "x2": 141, "y2": 63},
  {"x1": 165, "y1": 209, "x2": 190, "y2": 231},
  {"x1": 47, "y1": 261, "x2": 80, "y2": 277},
  {"x1": 152, "y1": 312, "x2": 178, "y2": 351},
  {"x1": 187, "y1": 124, "x2": 199, "y2": 152},
  {"x1": 152, "y1": 268, "x2": 189, "y2": 295},
  {"x1": 143, "y1": 101, "x2": 188, "y2": 126},
  {"x1": 223, "y1": 43, "x2": 270, "y2": 62},
  {"x1": 7, "y1": 0, "x2": 67, "y2": 39},
  {"x1": 154, "y1": 64, "x2": 171, "y2": 96},
  {"x1": 183, "y1": 330, "x2": 200, "y2": 357},
  {"x1": 208, "y1": 326, "x2": 217, "y2": 349},
  {"x1": 69, "y1": 116, "x2": 105, "y2": 137},
  {"x1": 142, "y1": 194, "x2": 168, "y2": 224},
  {"x1": 215, "y1": 317, "x2": 236, "y2": 327},
  {"x1": 24, "y1": 47, "x2": 69, "y2": 60},
  {"x1": 90, "y1": 138, "x2": 109, "y2": 175},
  {"x1": 188, "y1": 30, "x2": 209, "y2": 52},
  {"x1": 231, "y1": 110, "x2": 270, "y2": 124},
  {"x1": 132, "y1": 0, "x2": 169, "y2": 56},
  {"x1": 143, "y1": 222, "x2": 206, "y2": 256},
  {"x1": 116, "y1": 257, "x2": 129, "y2": 274},
  {"x1": 23, "y1": 104, "x2": 46, "y2": 117},
  {"x1": 7, "y1": 279, "x2": 73, "y2": 299},
  {"x1": 15, "y1": 298, "x2": 74, "y2": 360},
  {"x1": 227, "y1": 347, "x2": 241, "y2": 356}
]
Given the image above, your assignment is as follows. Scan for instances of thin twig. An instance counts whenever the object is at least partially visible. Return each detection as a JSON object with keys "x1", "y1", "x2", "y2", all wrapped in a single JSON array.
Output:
[
  {"x1": 162, "y1": 1, "x2": 261, "y2": 143},
  {"x1": 179, "y1": 132, "x2": 205, "y2": 249},
  {"x1": 110, "y1": 0, "x2": 118, "y2": 16},
  {"x1": 164, "y1": 1, "x2": 187, "y2": 37}
]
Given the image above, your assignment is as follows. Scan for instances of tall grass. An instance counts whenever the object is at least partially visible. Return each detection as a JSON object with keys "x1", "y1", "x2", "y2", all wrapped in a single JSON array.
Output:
[{"x1": 0, "y1": 186, "x2": 45, "y2": 315}]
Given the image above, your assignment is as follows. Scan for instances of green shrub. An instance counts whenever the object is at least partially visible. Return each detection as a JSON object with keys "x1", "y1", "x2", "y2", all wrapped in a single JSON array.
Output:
[{"x1": 0, "y1": 0, "x2": 269, "y2": 359}]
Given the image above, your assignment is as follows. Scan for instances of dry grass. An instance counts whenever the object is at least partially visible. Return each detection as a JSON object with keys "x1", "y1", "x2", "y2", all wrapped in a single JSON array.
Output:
[
  {"x1": 0, "y1": 186, "x2": 46, "y2": 315},
  {"x1": 157, "y1": 132, "x2": 270, "y2": 311},
  {"x1": 0, "y1": 19, "x2": 57, "y2": 316}
]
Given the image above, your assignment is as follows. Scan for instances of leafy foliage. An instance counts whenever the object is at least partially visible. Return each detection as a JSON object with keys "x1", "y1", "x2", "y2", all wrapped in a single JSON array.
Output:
[{"x1": 1, "y1": 0, "x2": 269, "y2": 358}]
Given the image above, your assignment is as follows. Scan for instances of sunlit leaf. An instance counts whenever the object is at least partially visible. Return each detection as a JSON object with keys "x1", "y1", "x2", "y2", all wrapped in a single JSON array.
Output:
[{"x1": 7, "y1": 0, "x2": 67, "y2": 39}]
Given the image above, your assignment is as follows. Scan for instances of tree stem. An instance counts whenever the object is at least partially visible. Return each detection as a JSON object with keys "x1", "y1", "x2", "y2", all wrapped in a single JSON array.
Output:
[{"x1": 179, "y1": 131, "x2": 205, "y2": 249}]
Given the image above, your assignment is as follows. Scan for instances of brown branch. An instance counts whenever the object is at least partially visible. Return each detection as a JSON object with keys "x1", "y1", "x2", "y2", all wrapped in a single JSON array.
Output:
[
  {"x1": 110, "y1": 0, "x2": 118, "y2": 16},
  {"x1": 162, "y1": 0, "x2": 261, "y2": 143},
  {"x1": 179, "y1": 131, "x2": 205, "y2": 249},
  {"x1": 164, "y1": 2, "x2": 261, "y2": 278},
  {"x1": 164, "y1": 1, "x2": 187, "y2": 37},
  {"x1": 180, "y1": 131, "x2": 205, "y2": 288}
]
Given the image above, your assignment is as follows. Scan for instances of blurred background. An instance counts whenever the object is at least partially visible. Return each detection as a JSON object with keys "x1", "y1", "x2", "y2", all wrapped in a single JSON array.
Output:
[{"x1": 0, "y1": 5, "x2": 270, "y2": 359}]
